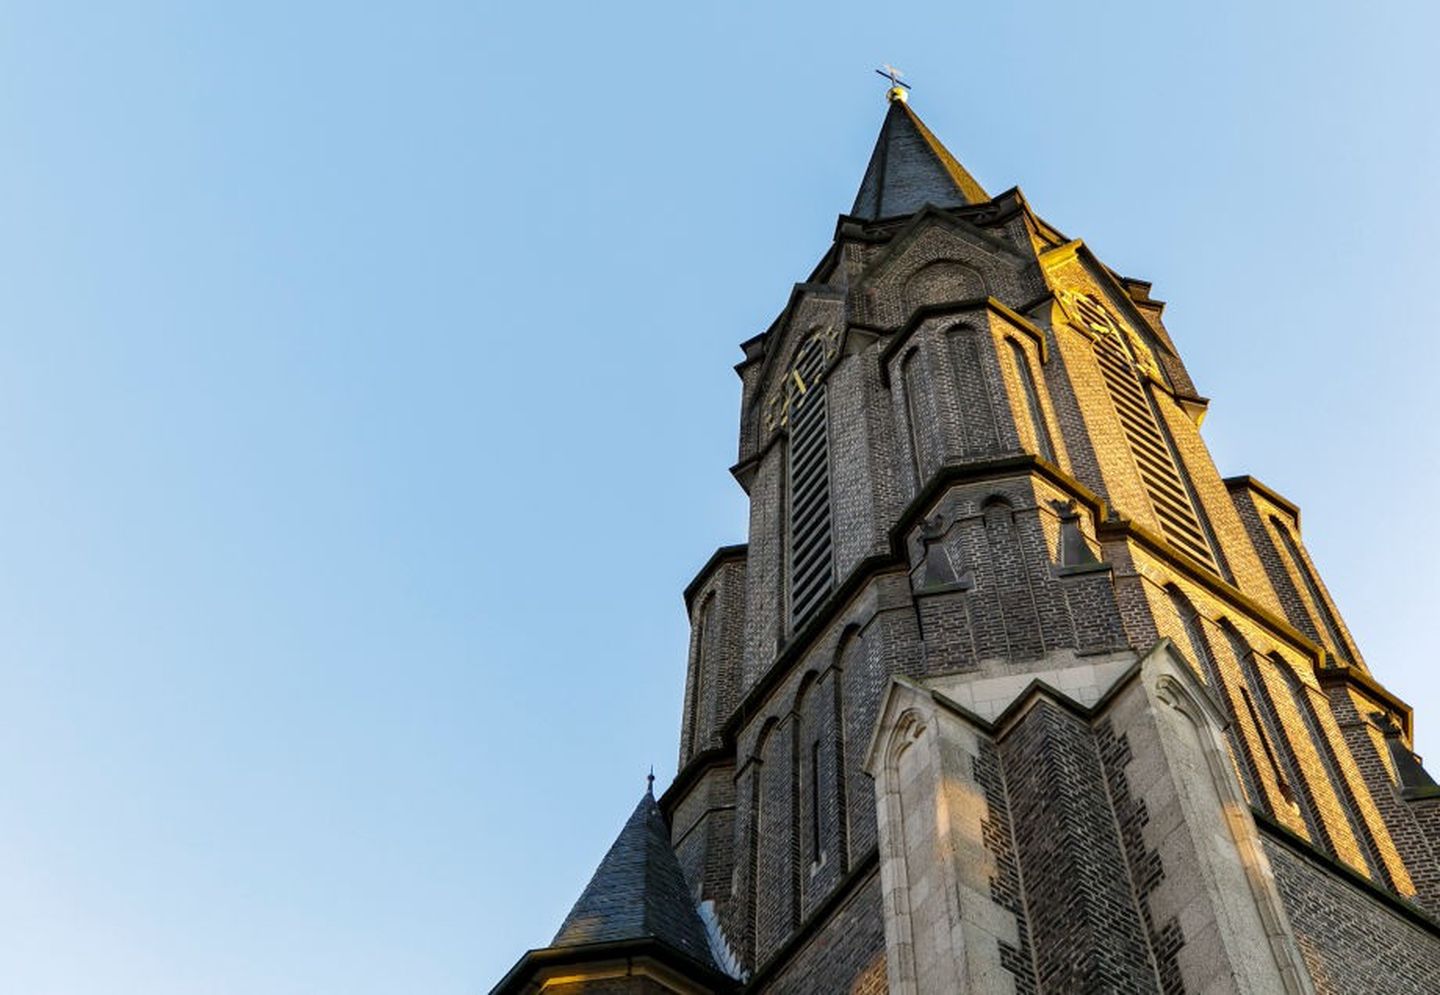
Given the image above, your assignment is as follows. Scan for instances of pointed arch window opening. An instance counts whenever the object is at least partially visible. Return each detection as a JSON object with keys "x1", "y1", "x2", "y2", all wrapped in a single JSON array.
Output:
[
  {"x1": 745, "y1": 724, "x2": 772, "y2": 963},
  {"x1": 788, "y1": 338, "x2": 835, "y2": 628},
  {"x1": 1240, "y1": 685, "x2": 1299, "y2": 813},
  {"x1": 1270, "y1": 516, "x2": 1354, "y2": 664},
  {"x1": 829, "y1": 658, "x2": 851, "y2": 874},
  {"x1": 900, "y1": 348, "x2": 927, "y2": 492},
  {"x1": 809, "y1": 737, "x2": 823, "y2": 867},
  {"x1": 1166, "y1": 588, "x2": 1263, "y2": 808},
  {"x1": 686, "y1": 595, "x2": 715, "y2": 760},
  {"x1": 788, "y1": 719, "x2": 803, "y2": 929},
  {"x1": 1078, "y1": 293, "x2": 1228, "y2": 579},
  {"x1": 1070, "y1": 291, "x2": 1167, "y2": 385},
  {"x1": 1150, "y1": 388, "x2": 1235, "y2": 584},
  {"x1": 1223, "y1": 624, "x2": 1325, "y2": 847},
  {"x1": 1272, "y1": 651, "x2": 1386, "y2": 883},
  {"x1": 1005, "y1": 337, "x2": 1055, "y2": 462}
]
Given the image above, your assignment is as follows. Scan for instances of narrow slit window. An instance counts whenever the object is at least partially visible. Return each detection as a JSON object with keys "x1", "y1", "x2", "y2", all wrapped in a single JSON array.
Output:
[
  {"x1": 810, "y1": 739, "x2": 823, "y2": 863},
  {"x1": 1271, "y1": 517, "x2": 1351, "y2": 661},
  {"x1": 900, "y1": 349, "x2": 925, "y2": 489},
  {"x1": 1166, "y1": 587, "x2": 1261, "y2": 806}
]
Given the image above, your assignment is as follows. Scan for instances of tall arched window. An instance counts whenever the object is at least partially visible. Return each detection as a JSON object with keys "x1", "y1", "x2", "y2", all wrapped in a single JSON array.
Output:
[
  {"x1": 1270, "y1": 516, "x2": 1353, "y2": 662},
  {"x1": 946, "y1": 325, "x2": 1000, "y2": 456},
  {"x1": 751, "y1": 717, "x2": 793, "y2": 957},
  {"x1": 1220, "y1": 622, "x2": 1321, "y2": 843},
  {"x1": 900, "y1": 347, "x2": 926, "y2": 489},
  {"x1": 1073, "y1": 292, "x2": 1226, "y2": 577},
  {"x1": 686, "y1": 594, "x2": 715, "y2": 758},
  {"x1": 789, "y1": 338, "x2": 833, "y2": 627},
  {"x1": 1005, "y1": 337, "x2": 1054, "y2": 461},
  {"x1": 830, "y1": 632, "x2": 856, "y2": 872},
  {"x1": 1165, "y1": 586, "x2": 1261, "y2": 806}
]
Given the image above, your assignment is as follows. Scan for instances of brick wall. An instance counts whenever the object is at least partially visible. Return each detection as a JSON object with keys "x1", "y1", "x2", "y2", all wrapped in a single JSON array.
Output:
[
  {"x1": 1264, "y1": 835, "x2": 1440, "y2": 994},
  {"x1": 1000, "y1": 699, "x2": 1160, "y2": 993},
  {"x1": 760, "y1": 870, "x2": 887, "y2": 995}
]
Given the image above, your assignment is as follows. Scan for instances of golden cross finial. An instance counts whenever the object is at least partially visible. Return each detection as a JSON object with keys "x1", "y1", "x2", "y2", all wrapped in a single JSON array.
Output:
[{"x1": 875, "y1": 64, "x2": 910, "y2": 102}]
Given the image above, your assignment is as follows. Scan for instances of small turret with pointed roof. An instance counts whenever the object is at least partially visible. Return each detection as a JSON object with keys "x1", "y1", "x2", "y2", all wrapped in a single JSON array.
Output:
[
  {"x1": 851, "y1": 85, "x2": 990, "y2": 219},
  {"x1": 549, "y1": 780, "x2": 713, "y2": 957},
  {"x1": 492, "y1": 778, "x2": 738, "y2": 994}
]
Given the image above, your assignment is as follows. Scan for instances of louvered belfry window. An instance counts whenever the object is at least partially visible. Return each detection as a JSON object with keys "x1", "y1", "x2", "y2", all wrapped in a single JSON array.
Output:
[
  {"x1": 1073, "y1": 294, "x2": 1221, "y2": 573},
  {"x1": 788, "y1": 339, "x2": 834, "y2": 626}
]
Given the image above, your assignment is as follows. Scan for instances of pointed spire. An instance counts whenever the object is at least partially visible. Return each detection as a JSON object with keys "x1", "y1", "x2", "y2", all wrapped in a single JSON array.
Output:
[
  {"x1": 850, "y1": 93, "x2": 990, "y2": 220},
  {"x1": 551, "y1": 789, "x2": 717, "y2": 969}
]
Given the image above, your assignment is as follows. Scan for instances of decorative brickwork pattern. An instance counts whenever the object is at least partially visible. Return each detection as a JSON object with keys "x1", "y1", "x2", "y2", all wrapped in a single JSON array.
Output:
[
  {"x1": 1096, "y1": 720, "x2": 1185, "y2": 995},
  {"x1": 972, "y1": 740, "x2": 1038, "y2": 995},
  {"x1": 1000, "y1": 700, "x2": 1159, "y2": 993}
]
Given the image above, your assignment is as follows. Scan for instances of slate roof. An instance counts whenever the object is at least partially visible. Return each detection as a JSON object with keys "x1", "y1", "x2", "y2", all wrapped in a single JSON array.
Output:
[
  {"x1": 551, "y1": 787, "x2": 718, "y2": 969},
  {"x1": 851, "y1": 96, "x2": 990, "y2": 219}
]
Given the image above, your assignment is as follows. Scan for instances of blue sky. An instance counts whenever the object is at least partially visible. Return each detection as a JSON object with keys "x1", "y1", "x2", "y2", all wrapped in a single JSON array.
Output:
[{"x1": 1, "y1": 2, "x2": 1437, "y2": 992}]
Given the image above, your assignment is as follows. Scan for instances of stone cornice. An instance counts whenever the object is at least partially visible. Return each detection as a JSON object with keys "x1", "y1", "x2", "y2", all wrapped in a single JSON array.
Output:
[
  {"x1": 682, "y1": 544, "x2": 748, "y2": 611},
  {"x1": 706, "y1": 454, "x2": 1411, "y2": 754},
  {"x1": 870, "y1": 295, "x2": 1051, "y2": 382},
  {"x1": 659, "y1": 746, "x2": 735, "y2": 816},
  {"x1": 1224, "y1": 474, "x2": 1302, "y2": 530},
  {"x1": 832, "y1": 186, "x2": 1027, "y2": 241},
  {"x1": 1316, "y1": 665, "x2": 1414, "y2": 740},
  {"x1": 490, "y1": 938, "x2": 740, "y2": 995}
]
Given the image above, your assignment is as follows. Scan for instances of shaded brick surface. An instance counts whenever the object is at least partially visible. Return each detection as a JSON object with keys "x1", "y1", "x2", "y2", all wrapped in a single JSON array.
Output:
[
  {"x1": 761, "y1": 871, "x2": 887, "y2": 995},
  {"x1": 1000, "y1": 701, "x2": 1160, "y2": 994},
  {"x1": 1265, "y1": 837, "x2": 1440, "y2": 994}
]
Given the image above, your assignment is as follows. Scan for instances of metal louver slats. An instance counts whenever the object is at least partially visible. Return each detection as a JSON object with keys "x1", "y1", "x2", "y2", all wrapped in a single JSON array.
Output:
[
  {"x1": 1092, "y1": 329, "x2": 1218, "y2": 570},
  {"x1": 789, "y1": 343, "x2": 833, "y2": 626}
]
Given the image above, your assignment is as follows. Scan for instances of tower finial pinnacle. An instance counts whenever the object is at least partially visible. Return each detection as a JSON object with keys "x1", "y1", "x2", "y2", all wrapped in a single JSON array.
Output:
[
  {"x1": 646, "y1": 766, "x2": 655, "y2": 795},
  {"x1": 875, "y1": 63, "x2": 910, "y2": 103}
]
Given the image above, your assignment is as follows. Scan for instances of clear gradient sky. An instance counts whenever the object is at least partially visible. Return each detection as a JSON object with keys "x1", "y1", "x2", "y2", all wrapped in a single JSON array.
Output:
[{"x1": 1, "y1": 2, "x2": 1438, "y2": 992}]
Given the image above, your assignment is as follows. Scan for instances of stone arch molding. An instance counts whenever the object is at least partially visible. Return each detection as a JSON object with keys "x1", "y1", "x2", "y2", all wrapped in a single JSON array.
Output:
[
  {"x1": 903, "y1": 259, "x2": 987, "y2": 314},
  {"x1": 877, "y1": 703, "x2": 928, "y2": 995},
  {"x1": 860, "y1": 215, "x2": 1033, "y2": 329},
  {"x1": 864, "y1": 680, "x2": 1018, "y2": 994}
]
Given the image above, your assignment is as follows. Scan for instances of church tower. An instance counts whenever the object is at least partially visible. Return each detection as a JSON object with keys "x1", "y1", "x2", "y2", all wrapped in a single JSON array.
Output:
[{"x1": 494, "y1": 84, "x2": 1440, "y2": 994}]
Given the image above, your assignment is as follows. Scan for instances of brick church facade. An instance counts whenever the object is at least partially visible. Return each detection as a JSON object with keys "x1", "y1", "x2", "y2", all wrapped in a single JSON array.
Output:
[{"x1": 494, "y1": 87, "x2": 1440, "y2": 993}]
